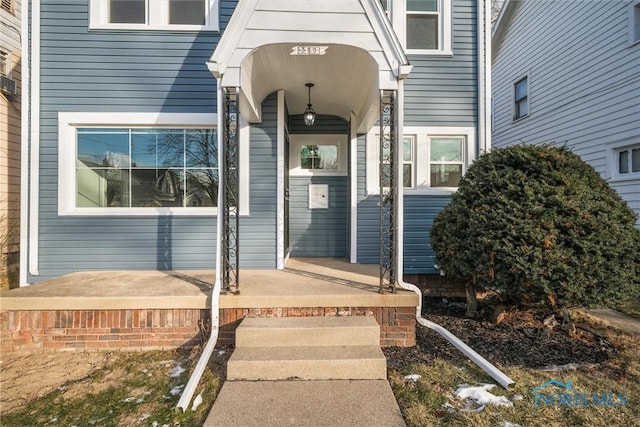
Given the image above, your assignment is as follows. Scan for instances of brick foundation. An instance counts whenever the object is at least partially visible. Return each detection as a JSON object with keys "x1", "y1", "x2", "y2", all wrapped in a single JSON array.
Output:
[{"x1": 1, "y1": 306, "x2": 416, "y2": 352}]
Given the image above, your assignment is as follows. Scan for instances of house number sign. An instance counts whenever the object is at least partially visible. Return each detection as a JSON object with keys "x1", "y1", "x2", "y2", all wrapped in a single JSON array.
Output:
[{"x1": 291, "y1": 45, "x2": 328, "y2": 56}]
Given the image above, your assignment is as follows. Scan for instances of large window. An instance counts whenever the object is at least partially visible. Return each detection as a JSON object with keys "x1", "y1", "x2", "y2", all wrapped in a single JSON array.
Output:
[
  {"x1": 58, "y1": 112, "x2": 250, "y2": 216},
  {"x1": 514, "y1": 76, "x2": 529, "y2": 120},
  {"x1": 76, "y1": 128, "x2": 217, "y2": 208},
  {"x1": 90, "y1": 0, "x2": 218, "y2": 31},
  {"x1": 367, "y1": 127, "x2": 475, "y2": 194},
  {"x1": 387, "y1": 0, "x2": 452, "y2": 55}
]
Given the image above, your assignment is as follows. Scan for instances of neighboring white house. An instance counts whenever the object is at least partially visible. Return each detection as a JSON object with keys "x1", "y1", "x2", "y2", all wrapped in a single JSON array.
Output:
[
  {"x1": 1, "y1": 0, "x2": 21, "y2": 288},
  {"x1": 492, "y1": 0, "x2": 640, "y2": 225}
]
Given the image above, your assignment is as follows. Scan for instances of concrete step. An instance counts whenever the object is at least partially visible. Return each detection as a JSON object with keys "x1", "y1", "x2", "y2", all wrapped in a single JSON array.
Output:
[
  {"x1": 235, "y1": 316, "x2": 381, "y2": 347},
  {"x1": 227, "y1": 345, "x2": 387, "y2": 380}
]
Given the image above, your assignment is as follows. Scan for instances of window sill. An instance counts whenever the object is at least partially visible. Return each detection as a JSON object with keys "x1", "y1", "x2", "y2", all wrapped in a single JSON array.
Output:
[
  {"x1": 512, "y1": 115, "x2": 529, "y2": 123},
  {"x1": 59, "y1": 207, "x2": 220, "y2": 216},
  {"x1": 607, "y1": 174, "x2": 640, "y2": 183},
  {"x1": 290, "y1": 170, "x2": 348, "y2": 177},
  {"x1": 89, "y1": 24, "x2": 219, "y2": 32},
  {"x1": 367, "y1": 188, "x2": 457, "y2": 196},
  {"x1": 406, "y1": 49, "x2": 453, "y2": 57}
]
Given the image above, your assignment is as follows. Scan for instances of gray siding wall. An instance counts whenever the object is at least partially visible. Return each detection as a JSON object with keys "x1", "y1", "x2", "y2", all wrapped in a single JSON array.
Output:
[
  {"x1": 30, "y1": 1, "x2": 260, "y2": 282},
  {"x1": 288, "y1": 115, "x2": 349, "y2": 258},
  {"x1": 289, "y1": 176, "x2": 348, "y2": 257},
  {"x1": 404, "y1": 0, "x2": 478, "y2": 127},
  {"x1": 243, "y1": 93, "x2": 278, "y2": 268},
  {"x1": 356, "y1": 137, "x2": 450, "y2": 274},
  {"x1": 492, "y1": 0, "x2": 640, "y2": 223}
]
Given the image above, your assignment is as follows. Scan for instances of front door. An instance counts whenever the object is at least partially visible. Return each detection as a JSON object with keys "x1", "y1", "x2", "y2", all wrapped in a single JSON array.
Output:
[{"x1": 288, "y1": 133, "x2": 349, "y2": 257}]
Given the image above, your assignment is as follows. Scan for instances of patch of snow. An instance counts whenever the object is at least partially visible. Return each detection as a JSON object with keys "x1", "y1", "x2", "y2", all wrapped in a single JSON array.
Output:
[
  {"x1": 170, "y1": 384, "x2": 185, "y2": 396},
  {"x1": 169, "y1": 365, "x2": 186, "y2": 378},
  {"x1": 138, "y1": 414, "x2": 150, "y2": 421},
  {"x1": 218, "y1": 350, "x2": 226, "y2": 355},
  {"x1": 123, "y1": 397, "x2": 136, "y2": 403},
  {"x1": 500, "y1": 422, "x2": 522, "y2": 427},
  {"x1": 50, "y1": 418, "x2": 58, "y2": 423},
  {"x1": 404, "y1": 374, "x2": 421, "y2": 382},
  {"x1": 455, "y1": 384, "x2": 513, "y2": 407},
  {"x1": 512, "y1": 394, "x2": 523, "y2": 401},
  {"x1": 192, "y1": 393, "x2": 203, "y2": 411},
  {"x1": 141, "y1": 368, "x2": 148, "y2": 373}
]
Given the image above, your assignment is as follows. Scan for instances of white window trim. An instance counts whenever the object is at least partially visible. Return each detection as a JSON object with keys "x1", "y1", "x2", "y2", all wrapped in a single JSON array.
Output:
[
  {"x1": 289, "y1": 134, "x2": 348, "y2": 177},
  {"x1": 366, "y1": 126, "x2": 476, "y2": 195},
  {"x1": 628, "y1": 0, "x2": 640, "y2": 47},
  {"x1": 89, "y1": 0, "x2": 219, "y2": 31},
  {"x1": 390, "y1": 0, "x2": 452, "y2": 56},
  {"x1": 0, "y1": 49, "x2": 11, "y2": 78},
  {"x1": 512, "y1": 73, "x2": 530, "y2": 122},
  {"x1": 58, "y1": 112, "x2": 249, "y2": 216},
  {"x1": 606, "y1": 140, "x2": 640, "y2": 182}
]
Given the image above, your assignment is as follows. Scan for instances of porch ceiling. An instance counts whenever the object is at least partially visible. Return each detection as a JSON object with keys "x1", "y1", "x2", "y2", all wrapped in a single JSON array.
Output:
[{"x1": 240, "y1": 43, "x2": 379, "y2": 131}]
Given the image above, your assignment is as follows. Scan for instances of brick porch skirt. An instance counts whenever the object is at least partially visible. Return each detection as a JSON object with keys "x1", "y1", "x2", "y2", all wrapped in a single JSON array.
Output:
[{"x1": 1, "y1": 306, "x2": 416, "y2": 352}]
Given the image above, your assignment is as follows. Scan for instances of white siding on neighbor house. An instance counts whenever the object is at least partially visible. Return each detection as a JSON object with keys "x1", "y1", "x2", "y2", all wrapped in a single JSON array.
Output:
[
  {"x1": 1, "y1": 0, "x2": 21, "y2": 258},
  {"x1": 492, "y1": 0, "x2": 640, "y2": 223}
]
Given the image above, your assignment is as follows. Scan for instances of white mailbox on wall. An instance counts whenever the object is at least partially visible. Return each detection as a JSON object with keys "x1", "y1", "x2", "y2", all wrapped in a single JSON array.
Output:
[{"x1": 308, "y1": 184, "x2": 329, "y2": 209}]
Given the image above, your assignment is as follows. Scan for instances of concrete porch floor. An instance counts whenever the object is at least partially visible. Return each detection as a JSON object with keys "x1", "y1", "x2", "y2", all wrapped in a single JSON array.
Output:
[{"x1": 0, "y1": 258, "x2": 417, "y2": 310}]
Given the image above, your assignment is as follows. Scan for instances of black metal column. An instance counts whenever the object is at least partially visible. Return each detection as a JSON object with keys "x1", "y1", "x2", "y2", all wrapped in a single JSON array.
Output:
[
  {"x1": 222, "y1": 87, "x2": 240, "y2": 294},
  {"x1": 379, "y1": 90, "x2": 397, "y2": 293}
]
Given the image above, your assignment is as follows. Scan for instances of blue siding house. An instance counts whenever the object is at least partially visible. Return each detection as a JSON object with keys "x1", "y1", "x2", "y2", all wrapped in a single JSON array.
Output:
[{"x1": 20, "y1": 0, "x2": 492, "y2": 286}]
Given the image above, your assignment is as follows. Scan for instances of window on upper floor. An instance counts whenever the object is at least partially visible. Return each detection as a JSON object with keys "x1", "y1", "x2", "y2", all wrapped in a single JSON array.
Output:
[
  {"x1": 1, "y1": 0, "x2": 13, "y2": 14},
  {"x1": 629, "y1": 1, "x2": 640, "y2": 45},
  {"x1": 386, "y1": 0, "x2": 452, "y2": 55},
  {"x1": 367, "y1": 126, "x2": 475, "y2": 194},
  {"x1": 514, "y1": 76, "x2": 528, "y2": 120},
  {"x1": 89, "y1": 0, "x2": 219, "y2": 31}
]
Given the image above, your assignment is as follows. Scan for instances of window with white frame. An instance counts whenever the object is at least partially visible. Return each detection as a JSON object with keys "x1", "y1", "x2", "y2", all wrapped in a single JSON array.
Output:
[
  {"x1": 89, "y1": 0, "x2": 219, "y2": 31},
  {"x1": 366, "y1": 127, "x2": 475, "y2": 194},
  {"x1": 388, "y1": 0, "x2": 452, "y2": 55},
  {"x1": 514, "y1": 76, "x2": 528, "y2": 120},
  {"x1": 429, "y1": 136, "x2": 464, "y2": 187},
  {"x1": 75, "y1": 128, "x2": 218, "y2": 208},
  {"x1": 380, "y1": 136, "x2": 414, "y2": 188},
  {"x1": 0, "y1": 50, "x2": 9, "y2": 77},
  {"x1": 616, "y1": 144, "x2": 640, "y2": 176},
  {"x1": 58, "y1": 112, "x2": 249, "y2": 216},
  {"x1": 290, "y1": 134, "x2": 348, "y2": 176}
]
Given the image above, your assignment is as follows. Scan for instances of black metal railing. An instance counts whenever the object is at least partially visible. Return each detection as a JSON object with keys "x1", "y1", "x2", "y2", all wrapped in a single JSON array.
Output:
[
  {"x1": 379, "y1": 90, "x2": 397, "y2": 293},
  {"x1": 221, "y1": 87, "x2": 240, "y2": 294}
]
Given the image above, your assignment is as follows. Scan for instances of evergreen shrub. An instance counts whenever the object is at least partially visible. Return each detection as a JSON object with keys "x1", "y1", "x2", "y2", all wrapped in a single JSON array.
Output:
[{"x1": 430, "y1": 145, "x2": 640, "y2": 309}]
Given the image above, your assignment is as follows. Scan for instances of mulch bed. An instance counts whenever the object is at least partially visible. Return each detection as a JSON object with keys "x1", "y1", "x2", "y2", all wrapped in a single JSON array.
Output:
[{"x1": 384, "y1": 297, "x2": 616, "y2": 370}]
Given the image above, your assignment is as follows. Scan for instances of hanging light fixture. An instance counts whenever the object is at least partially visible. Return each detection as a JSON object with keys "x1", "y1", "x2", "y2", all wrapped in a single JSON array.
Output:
[{"x1": 303, "y1": 83, "x2": 316, "y2": 126}]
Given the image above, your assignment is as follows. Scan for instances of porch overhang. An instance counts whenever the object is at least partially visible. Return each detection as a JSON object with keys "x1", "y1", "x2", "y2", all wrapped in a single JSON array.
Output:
[{"x1": 208, "y1": 0, "x2": 411, "y2": 133}]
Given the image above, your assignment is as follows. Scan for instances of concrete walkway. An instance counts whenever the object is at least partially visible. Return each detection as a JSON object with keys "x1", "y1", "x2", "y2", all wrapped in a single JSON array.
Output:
[
  {"x1": 203, "y1": 380, "x2": 406, "y2": 427},
  {"x1": 582, "y1": 308, "x2": 640, "y2": 336}
]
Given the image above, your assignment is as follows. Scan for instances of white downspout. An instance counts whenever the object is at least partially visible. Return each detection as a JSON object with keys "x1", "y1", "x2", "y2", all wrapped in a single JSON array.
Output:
[
  {"x1": 393, "y1": 80, "x2": 514, "y2": 389},
  {"x1": 19, "y1": 0, "x2": 30, "y2": 286},
  {"x1": 176, "y1": 80, "x2": 224, "y2": 411}
]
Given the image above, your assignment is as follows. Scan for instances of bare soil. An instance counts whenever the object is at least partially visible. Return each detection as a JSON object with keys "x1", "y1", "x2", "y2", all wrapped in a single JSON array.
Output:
[{"x1": 384, "y1": 297, "x2": 617, "y2": 371}]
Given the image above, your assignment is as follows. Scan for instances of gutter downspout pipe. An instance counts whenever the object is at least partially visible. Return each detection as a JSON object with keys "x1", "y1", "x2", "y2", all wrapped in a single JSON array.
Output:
[
  {"x1": 393, "y1": 81, "x2": 514, "y2": 389},
  {"x1": 176, "y1": 80, "x2": 225, "y2": 411}
]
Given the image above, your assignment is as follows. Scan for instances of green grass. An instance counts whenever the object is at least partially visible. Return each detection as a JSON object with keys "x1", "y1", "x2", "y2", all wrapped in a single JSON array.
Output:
[{"x1": 1, "y1": 350, "x2": 221, "y2": 427}]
